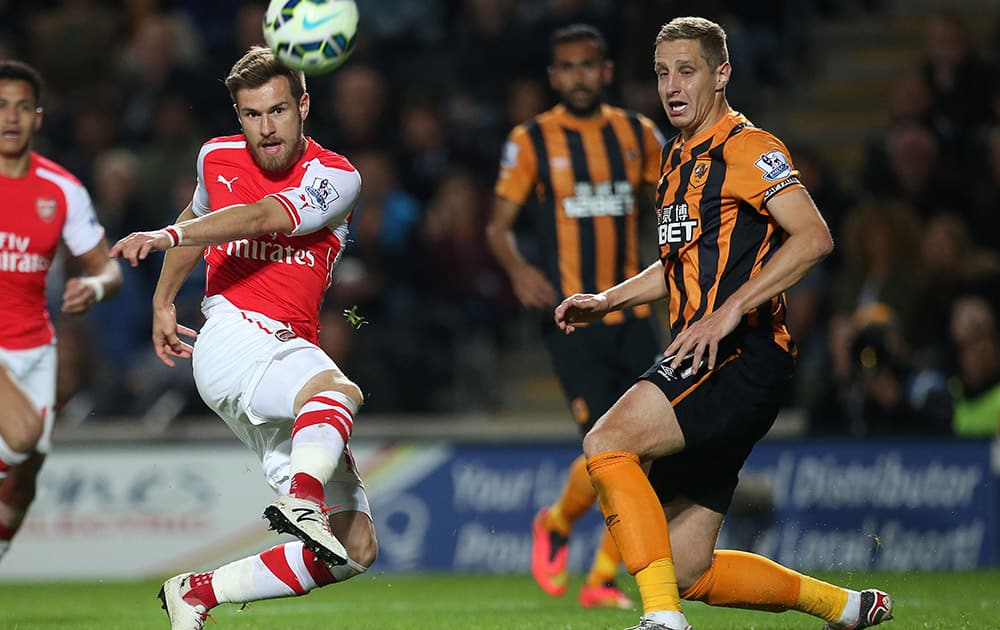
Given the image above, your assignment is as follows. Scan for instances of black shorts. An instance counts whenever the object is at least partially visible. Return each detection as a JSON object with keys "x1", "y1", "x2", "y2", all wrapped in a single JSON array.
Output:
[
  {"x1": 642, "y1": 333, "x2": 794, "y2": 513},
  {"x1": 543, "y1": 316, "x2": 661, "y2": 435}
]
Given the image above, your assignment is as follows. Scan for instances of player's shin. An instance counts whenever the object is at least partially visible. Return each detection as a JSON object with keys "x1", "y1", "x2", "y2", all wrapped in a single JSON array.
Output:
[
  {"x1": 289, "y1": 391, "x2": 356, "y2": 505},
  {"x1": 681, "y1": 550, "x2": 849, "y2": 623},
  {"x1": 0, "y1": 454, "x2": 40, "y2": 559},
  {"x1": 587, "y1": 451, "x2": 681, "y2": 614},
  {"x1": 187, "y1": 541, "x2": 356, "y2": 610}
]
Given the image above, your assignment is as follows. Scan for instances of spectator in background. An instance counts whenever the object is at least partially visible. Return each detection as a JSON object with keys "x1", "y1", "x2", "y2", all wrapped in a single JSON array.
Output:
[
  {"x1": 914, "y1": 212, "x2": 1000, "y2": 361},
  {"x1": 396, "y1": 91, "x2": 454, "y2": 204},
  {"x1": 55, "y1": 99, "x2": 120, "y2": 190},
  {"x1": 332, "y1": 150, "x2": 425, "y2": 411},
  {"x1": 783, "y1": 145, "x2": 854, "y2": 407},
  {"x1": 949, "y1": 295, "x2": 1000, "y2": 436},
  {"x1": 810, "y1": 304, "x2": 952, "y2": 437},
  {"x1": 830, "y1": 200, "x2": 925, "y2": 344},
  {"x1": 27, "y1": 0, "x2": 118, "y2": 97},
  {"x1": 134, "y1": 93, "x2": 202, "y2": 222},
  {"x1": 968, "y1": 125, "x2": 1000, "y2": 252},
  {"x1": 449, "y1": 0, "x2": 533, "y2": 161},
  {"x1": 921, "y1": 12, "x2": 995, "y2": 149},
  {"x1": 506, "y1": 77, "x2": 550, "y2": 127},
  {"x1": 419, "y1": 166, "x2": 514, "y2": 409},
  {"x1": 315, "y1": 64, "x2": 390, "y2": 155},
  {"x1": 861, "y1": 65, "x2": 956, "y2": 188},
  {"x1": 866, "y1": 122, "x2": 963, "y2": 217},
  {"x1": 87, "y1": 149, "x2": 149, "y2": 368},
  {"x1": 115, "y1": 13, "x2": 206, "y2": 144}
]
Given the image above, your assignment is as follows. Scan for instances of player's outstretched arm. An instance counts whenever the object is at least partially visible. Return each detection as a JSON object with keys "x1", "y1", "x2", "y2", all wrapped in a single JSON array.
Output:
[
  {"x1": 61, "y1": 239, "x2": 123, "y2": 315},
  {"x1": 110, "y1": 197, "x2": 293, "y2": 267},
  {"x1": 555, "y1": 261, "x2": 667, "y2": 334}
]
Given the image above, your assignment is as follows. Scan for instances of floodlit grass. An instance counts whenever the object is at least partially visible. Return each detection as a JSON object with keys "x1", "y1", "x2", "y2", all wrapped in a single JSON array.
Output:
[{"x1": 1, "y1": 570, "x2": 998, "y2": 629}]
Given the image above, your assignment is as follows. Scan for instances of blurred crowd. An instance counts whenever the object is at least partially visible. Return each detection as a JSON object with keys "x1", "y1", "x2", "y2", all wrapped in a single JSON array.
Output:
[{"x1": 2, "y1": 0, "x2": 998, "y2": 438}]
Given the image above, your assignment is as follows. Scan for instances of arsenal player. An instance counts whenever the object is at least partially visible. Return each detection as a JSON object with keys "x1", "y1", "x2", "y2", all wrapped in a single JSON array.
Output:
[{"x1": 0, "y1": 60, "x2": 122, "y2": 562}]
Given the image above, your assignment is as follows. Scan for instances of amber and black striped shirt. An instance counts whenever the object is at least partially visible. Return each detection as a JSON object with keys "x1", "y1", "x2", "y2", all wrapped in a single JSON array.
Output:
[
  {"x1": 655, "y1": 109, "x2": 801, "y2": 353},
  {"x1": 495, "y1": 104, "x2": 664, "y2": 325}
]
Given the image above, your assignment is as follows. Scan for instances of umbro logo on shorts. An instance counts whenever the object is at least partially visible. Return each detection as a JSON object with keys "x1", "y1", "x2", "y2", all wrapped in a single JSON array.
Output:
[{"x1": 275, "y1": 329, "x2": 296, "y2": 342}]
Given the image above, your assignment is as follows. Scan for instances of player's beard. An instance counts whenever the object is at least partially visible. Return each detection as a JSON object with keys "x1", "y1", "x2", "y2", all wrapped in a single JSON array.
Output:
[
  {"x1": 562, "y1": 87, "x2": 603, "y2": 118},
  {"x1": 252, "y1": 134, "x2": 306, "y2": 173}
]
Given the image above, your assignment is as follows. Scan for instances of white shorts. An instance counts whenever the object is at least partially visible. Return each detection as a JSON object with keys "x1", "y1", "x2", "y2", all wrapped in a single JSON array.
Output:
[
  {"x1": 192, "y1": 298, "x2": 369, "y2": 517},
  {"x1": 0, "y1": 342, "x2": 56, "y2": 453}
]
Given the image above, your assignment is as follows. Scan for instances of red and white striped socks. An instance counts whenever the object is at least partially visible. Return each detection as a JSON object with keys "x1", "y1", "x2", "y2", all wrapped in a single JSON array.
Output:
[
  {"x1": 182, "y1": 542, "x2": 338, "y2": 608},
  {"x1": 289, "y1": 391, "x2": 357, "y2": 505}
]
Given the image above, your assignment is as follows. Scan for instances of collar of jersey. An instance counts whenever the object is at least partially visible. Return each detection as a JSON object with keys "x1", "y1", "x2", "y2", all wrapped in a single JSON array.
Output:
[{"x1": 674, "y1": 108, "x2": 743, "y2": 156}]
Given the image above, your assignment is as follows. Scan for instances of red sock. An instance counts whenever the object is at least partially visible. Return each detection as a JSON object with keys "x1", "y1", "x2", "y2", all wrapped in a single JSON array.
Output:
[
  {"x1": 184, "y1": 571, "x2": 219, "y2": 609},
  {"x1": 290, "y1": 473, "x2": 324, "y2": 504}
]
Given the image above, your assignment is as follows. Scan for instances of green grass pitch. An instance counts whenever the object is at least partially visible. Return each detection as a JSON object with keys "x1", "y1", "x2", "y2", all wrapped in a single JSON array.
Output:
[{"x1": 1, "y1": 571, "x2": 998, "y2": 629}]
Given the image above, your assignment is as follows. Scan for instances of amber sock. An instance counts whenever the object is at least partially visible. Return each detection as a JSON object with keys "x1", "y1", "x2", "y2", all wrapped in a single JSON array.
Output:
[
  {"x1": 544, "y1": 454, "x2": 594, "y2": 536},
  {"x1": 587, "y1": 451, "x2": 680, "y2": 613},
  {"x1": 681, "y1": 550, "x2": 847, "y2": 621}
]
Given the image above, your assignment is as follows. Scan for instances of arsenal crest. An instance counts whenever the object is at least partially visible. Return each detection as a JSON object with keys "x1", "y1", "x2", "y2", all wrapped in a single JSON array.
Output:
[{"x1": 36, "y1": 198, "x2": 57, "y2": 222}]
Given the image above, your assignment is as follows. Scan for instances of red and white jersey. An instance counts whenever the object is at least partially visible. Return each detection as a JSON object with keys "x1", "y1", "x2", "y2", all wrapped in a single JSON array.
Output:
[
  {"x1": 192, "y1": 135, "x2": 360, "y2": 344},
  {"x1": 0, "y1": 153, "x2": 105, "y2": 350}
]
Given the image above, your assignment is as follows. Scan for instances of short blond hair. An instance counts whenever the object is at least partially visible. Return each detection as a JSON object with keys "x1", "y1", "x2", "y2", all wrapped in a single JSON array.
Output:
[
  {"x1": 655, "y1": 17, "x2": 728, "y2": 70},
  {"x1": 225, "y1": 46, "x2": 306, "y2": 104}
]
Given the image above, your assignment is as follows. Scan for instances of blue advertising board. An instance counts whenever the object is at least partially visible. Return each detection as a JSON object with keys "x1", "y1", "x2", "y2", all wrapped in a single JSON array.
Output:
[
  {"x1": 365, "y1": 439, "x2": 997, "y2": 573},
  {"x1": 737, "y1": 440, "x2": 997, "y2": 571}
]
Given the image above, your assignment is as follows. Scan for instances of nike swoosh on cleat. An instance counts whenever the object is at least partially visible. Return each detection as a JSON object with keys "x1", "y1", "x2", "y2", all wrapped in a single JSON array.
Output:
[{"x1": 302, "y1": 10, "x2": 343, "y2": 30}]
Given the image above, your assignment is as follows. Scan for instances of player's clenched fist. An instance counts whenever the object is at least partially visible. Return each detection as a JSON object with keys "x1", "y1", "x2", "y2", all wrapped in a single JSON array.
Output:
[
  {"x1": 554, "y1": 292, "x2": 610, "y2": 334},
  {"x1": 109, "y1": 229, "x2": 175, "y2": 266}
]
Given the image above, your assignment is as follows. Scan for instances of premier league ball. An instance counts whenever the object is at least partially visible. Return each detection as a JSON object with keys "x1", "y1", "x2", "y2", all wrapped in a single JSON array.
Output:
[{"x1": 263, "y1": 0, "x2": 359, "y2": 75}]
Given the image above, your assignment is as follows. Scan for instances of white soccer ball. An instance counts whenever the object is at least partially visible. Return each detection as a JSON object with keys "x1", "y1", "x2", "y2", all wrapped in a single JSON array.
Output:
[{"x1": 263, "y1": 0, "x2": 359, "y2": 75}]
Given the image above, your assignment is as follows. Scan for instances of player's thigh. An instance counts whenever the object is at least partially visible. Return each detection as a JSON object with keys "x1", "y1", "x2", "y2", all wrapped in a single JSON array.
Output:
[
  {"x1": 663, "y1": 497, "x2": 725, "y2": 591},
  {"x1": 583, "y1": 379, "x2": 686, "y2": 460},
  {"x1": 0, "y1": 345, "x2": 54, "y2": 450},
  {"x1": 647, "y1": 337, "x2": 793, "y2": 514},
  {"x1": 249, "y1": 345, "x2": 344, "y2": 422}
]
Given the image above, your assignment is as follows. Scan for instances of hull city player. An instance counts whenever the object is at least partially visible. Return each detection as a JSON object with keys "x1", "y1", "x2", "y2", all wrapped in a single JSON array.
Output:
[{"x1": 553, "y1": 18, "x2": 893, "y2": 630}]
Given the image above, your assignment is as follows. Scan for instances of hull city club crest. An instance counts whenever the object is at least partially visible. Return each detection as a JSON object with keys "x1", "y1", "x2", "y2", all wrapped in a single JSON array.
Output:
[
  {"x1": 690, "y1": 158, "x2": 711, "y2": 188},
  {"x1": 36, "y1": 198, "x2": 57, "y2": 222}
]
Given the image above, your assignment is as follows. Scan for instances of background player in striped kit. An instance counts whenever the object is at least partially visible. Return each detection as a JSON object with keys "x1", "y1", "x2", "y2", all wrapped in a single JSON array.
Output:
[
  {"x1": 486, "y1": 24, "x2": 664, "y2": 610},
  {"x1": 0, "y1": 60, "x2": 122, "y2": 564}
]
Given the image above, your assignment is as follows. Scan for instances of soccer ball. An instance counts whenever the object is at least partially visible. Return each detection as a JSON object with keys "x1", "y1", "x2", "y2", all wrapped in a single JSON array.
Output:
[{"x1": 263, "y1": 0, "x2": 359, "y2": 75}]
